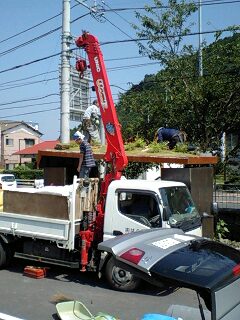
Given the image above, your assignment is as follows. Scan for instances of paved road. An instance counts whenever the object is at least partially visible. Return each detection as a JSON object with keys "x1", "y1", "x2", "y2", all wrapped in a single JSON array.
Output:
[{"x1": 0, "y1": 258, "x2": 200, "y2": 320}]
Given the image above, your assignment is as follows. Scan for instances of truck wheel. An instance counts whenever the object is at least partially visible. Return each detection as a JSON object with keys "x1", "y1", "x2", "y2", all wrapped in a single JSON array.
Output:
[
  {"x1": 105, "y1": 257, "x2": 141, "y2": 291},
  {"x1": 0, "y1": 241, "x2": 13, "y2": 268},
  {"x1": 0, "y1": 241, "x2": 7, "y2": 268}
]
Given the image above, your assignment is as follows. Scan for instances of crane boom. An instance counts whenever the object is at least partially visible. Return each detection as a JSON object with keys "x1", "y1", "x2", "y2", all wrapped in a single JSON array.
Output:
[
  {"x1": 75, "y1": 32, "x2": 128, "y2": 175},
  {"x1": 75, "y1": 32, "x2": 128, "y2": 262}
]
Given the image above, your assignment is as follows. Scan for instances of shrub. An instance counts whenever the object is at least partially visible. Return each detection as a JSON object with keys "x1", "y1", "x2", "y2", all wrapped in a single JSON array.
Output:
[
  {"x1": 215, "y1": 219, "x2": 229, "y2": 241},
  {"x1": 174, "y1": 143, "x2": 188, "y2": 153},
  {"x1": 147, "y1": 141, "x2": 168, "y2": 153},
  {"x1": 2, "y1": 169, "x2": 43, "y2": 180},
  {"x1": 124, "y1": 138, "x2": 146, "y2": 151}
]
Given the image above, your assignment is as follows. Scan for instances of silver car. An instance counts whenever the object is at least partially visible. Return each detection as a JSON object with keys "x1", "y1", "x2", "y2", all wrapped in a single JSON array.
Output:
[{"x1": 99, "y1": 228, "x2": 240, "y2": 320}]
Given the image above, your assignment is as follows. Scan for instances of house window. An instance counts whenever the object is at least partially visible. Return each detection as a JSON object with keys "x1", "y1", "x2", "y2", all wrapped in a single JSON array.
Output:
[
  {"x1": 6, "y1": 138, "x2": 14, "y2": 146},
  {"x1": 25, "y1": 139, "x2": 35, "y2": 147},
  {"x1": 6, "y1": 164, "x2": 14, "y2": 170}
]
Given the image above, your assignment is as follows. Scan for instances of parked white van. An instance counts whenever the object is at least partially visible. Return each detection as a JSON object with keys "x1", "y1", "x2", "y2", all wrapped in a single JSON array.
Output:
[{"x1": 0, "y1": 174, "x2": 17, "y2": 190}]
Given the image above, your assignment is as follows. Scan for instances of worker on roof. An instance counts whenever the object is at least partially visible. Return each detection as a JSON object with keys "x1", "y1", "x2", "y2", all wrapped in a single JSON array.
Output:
[
  {"x1": 73, "y1": 131, "x2": 96, "y2": 179},
  {"x1": 155, "y1": 127, "x2": 187, "y2": 150},
  {"x1": 82, "y1": 99, "x2": 101, "y2": 145}
]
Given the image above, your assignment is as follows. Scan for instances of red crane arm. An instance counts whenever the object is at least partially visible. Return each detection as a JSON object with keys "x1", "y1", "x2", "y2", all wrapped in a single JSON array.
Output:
[
  {"x1": 75, "y1": 33, "x2": 129, "y2": 257},
  {"x1": 75, "y1": 32, "x2": 128, "y2": 179}
]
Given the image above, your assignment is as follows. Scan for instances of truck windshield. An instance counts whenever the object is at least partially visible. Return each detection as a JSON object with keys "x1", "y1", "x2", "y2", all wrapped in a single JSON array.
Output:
[
  {"x1": 1, "y1": 175, "x2": 15, "y2": 182},
  {"x1": 159, "y1": 186, "x2": 201, "y2": 231}
]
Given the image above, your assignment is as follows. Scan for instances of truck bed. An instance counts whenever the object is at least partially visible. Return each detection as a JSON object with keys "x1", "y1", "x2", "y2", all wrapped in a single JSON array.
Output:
[
  {"x1": 0, "y1": 212, "x2": 70, "y2": 241},
  {"x1": 0, "y1": 178, "x2": 99, "y2": 249},
  {"x1": 0, "y1": 189, "x2": 73, "y2": 243},
  {"x1": 3, "y1": 189, "x2": 69, "y2": 219}
]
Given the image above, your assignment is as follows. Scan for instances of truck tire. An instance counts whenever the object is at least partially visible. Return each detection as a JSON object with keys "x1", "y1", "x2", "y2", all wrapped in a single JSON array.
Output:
[
  {"x1": 105, "y1": 256, "x2": 141, "y2": 291},
  {"x1": 0, "y1": 240, "x2": 13, "y2": 268},
  {"x1": 0, "y1": 241, "x2": 7, "y2": 268}
]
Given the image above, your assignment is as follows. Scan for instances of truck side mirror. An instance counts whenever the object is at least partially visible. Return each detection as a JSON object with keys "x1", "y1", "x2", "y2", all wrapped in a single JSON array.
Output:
[{"x1": 162, "y1": 206, "x2": 168, "y2": 221}]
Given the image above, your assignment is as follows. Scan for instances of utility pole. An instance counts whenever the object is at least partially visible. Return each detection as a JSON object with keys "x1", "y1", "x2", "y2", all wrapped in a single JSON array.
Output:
[
  {"x1": 198, "y1": 0, "x2": 203, "y2": 76},
  {"x1": 60, "y1": 0, "x2": 71, "y2": 143}
]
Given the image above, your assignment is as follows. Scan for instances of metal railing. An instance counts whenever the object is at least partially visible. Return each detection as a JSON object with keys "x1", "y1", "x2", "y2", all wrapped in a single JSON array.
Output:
[
  {"x1": 16, "y1": 179, "x2": 35, "y2": 188},
  {"x1": 214, "y1": 184, "x2": 240, "y2": 210}
]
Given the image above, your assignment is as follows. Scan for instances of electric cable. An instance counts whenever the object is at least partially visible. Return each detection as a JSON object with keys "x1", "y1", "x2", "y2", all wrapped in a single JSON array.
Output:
[
  {"x1": 0, "y1": 94, "x2": 59, "y2": 106},
  {"x1": 103, "y1": 16, "x2": 134, "y2": 40},
  {"x1": 0, "y1": 12, "x2": 90, "y2": 58},
  {"x1": 0, "y1": 77, "x2": 59, "y2": 92},
  {"x1": 0, "y1": 101, "x2": 60, "y2": 111},
  {"x1": 0, "y1": 2, "x2": 80, "y2": 45},
  {"x1": 1, "y1": 26, "x2": 238, "y2": 75},
  {"x1": 1, "y1": 107, "x2": 60, "y2": 119},
  {"x1": 100, "y1": 0, "x2": 240, "y2": 12},
  {"x1": 100, "y1": 27, "x2": 240, "y2": 46},
  {"x1": 0, "y1": 70, "x2": 58, "y2": 87}
]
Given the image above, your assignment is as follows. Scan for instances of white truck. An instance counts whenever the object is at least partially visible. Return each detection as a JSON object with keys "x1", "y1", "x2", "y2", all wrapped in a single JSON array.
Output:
[
  {"x1": 0, "y1": 32, "x2": 202, "y2": 291},
  {"x1": 0, "y1": 176, "x2": 201, "y2": 291}
]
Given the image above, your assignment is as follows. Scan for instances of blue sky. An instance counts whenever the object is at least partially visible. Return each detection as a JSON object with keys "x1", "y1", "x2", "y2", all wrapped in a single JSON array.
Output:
[{"x1": 0, "y1": 0, "x2": 239, "y2": 140}]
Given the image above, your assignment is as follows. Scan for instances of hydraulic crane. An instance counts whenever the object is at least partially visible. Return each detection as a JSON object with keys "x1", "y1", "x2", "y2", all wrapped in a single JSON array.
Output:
[{"x1": 75, "y1": 32, "x2": 128, "y2": 269}]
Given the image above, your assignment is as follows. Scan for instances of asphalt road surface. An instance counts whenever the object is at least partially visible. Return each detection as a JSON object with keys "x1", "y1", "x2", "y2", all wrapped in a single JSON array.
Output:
[{"x1": 0, "y1": 258, "x2": 200, "y2": 320}]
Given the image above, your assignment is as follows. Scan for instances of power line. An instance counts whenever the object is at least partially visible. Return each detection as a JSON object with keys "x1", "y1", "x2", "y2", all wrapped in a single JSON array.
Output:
[
  {"x1": 0, "y1": 28, "x2": 62, "y2": 58},
  {"x1": 106, "y1": 56, "x2": 144, "y2": 62},
  {"x1": 1, "y1": 1, "x2": 238, "y2": 59},
  {"x1": 0, "y1": 77, "x2": 59, "y2": 92},
  {"x1": 0, "y1": 57, "x2": 145, "y2": 87},
  {"x1": 0, "y1": 14, "x2": 62, "y2": 45},
  {"x1": 1, "y1": 107, "x2": 60, "y2": 119},
  {"x1": 107, "y1": 62, "x2": 159, "y2": 72},
  {"x1": 0, "y1": 13, "x2": 90, "y2": 58},
  {"x1": 100, "y1": 0, "x2": 240, "y2": 12},
  {"x1": 0, "y1": 101, "x2": 59, "y2": 111},
  {"x1": 0, "y1": 27, "x2": 239, "y2": 75},
  {"x1": 0, "y1": 70, "x2": 58, "y2": 87},
  {"x1": 0, "y1": 2, "x2": 80, "y2": 45},
  {"x1": 101, "y1": 27, "x2": 240, "y2": 46},
  {"x1": 0, "y1": 94, "x2": 59, "y2": 106},
  {"x1": 0, "y1": 52, "x2": 61, "y2": 74},
  {"x1": 103, "y1": 16, "x2": 134, "y2": 40}
]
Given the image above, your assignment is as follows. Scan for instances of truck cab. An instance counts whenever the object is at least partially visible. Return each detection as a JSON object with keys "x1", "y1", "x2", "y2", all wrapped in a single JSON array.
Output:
[{"x1": 104, "y1": 179, "x2": 202, "y2": 240}]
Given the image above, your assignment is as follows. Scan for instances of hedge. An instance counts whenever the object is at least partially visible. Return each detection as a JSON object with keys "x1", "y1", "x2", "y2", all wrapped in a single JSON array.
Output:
[{"x1": 1, "y1": 169, "x2": 44, "y2": 180}]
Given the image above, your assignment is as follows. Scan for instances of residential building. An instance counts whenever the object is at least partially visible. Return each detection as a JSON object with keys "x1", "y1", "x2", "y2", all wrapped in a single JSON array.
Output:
[{"x1": 0, "y1": 120, "x2": 42, "y2": 169}]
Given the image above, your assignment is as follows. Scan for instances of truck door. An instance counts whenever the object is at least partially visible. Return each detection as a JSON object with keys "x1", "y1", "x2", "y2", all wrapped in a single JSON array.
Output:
[{"x1": 104, "y1": 189, "x2": 162, "y2": 240}]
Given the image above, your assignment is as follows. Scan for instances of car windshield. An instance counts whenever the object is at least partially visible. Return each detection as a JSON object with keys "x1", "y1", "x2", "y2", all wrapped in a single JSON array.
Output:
[
  {"x1": 1, "y1": 176, "x2": 15, "y2": 182},
  {"x1": 159, "y1": 186, "x2": 200, "y2": 229}
]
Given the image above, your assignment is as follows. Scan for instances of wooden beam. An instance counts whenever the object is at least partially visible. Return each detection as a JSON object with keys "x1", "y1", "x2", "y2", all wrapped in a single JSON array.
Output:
[{"x1": 38, "y1": 149, "x2": 218, "y2": 167}]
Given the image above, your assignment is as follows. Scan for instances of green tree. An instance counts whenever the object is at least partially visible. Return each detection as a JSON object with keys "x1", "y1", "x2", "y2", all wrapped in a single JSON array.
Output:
[
  {"x1": 133, "y1": 0, "x2": 197, "y2": 65},
  {"x1": 118, "y1": 0, "x2": 240, "y2": 152}
]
